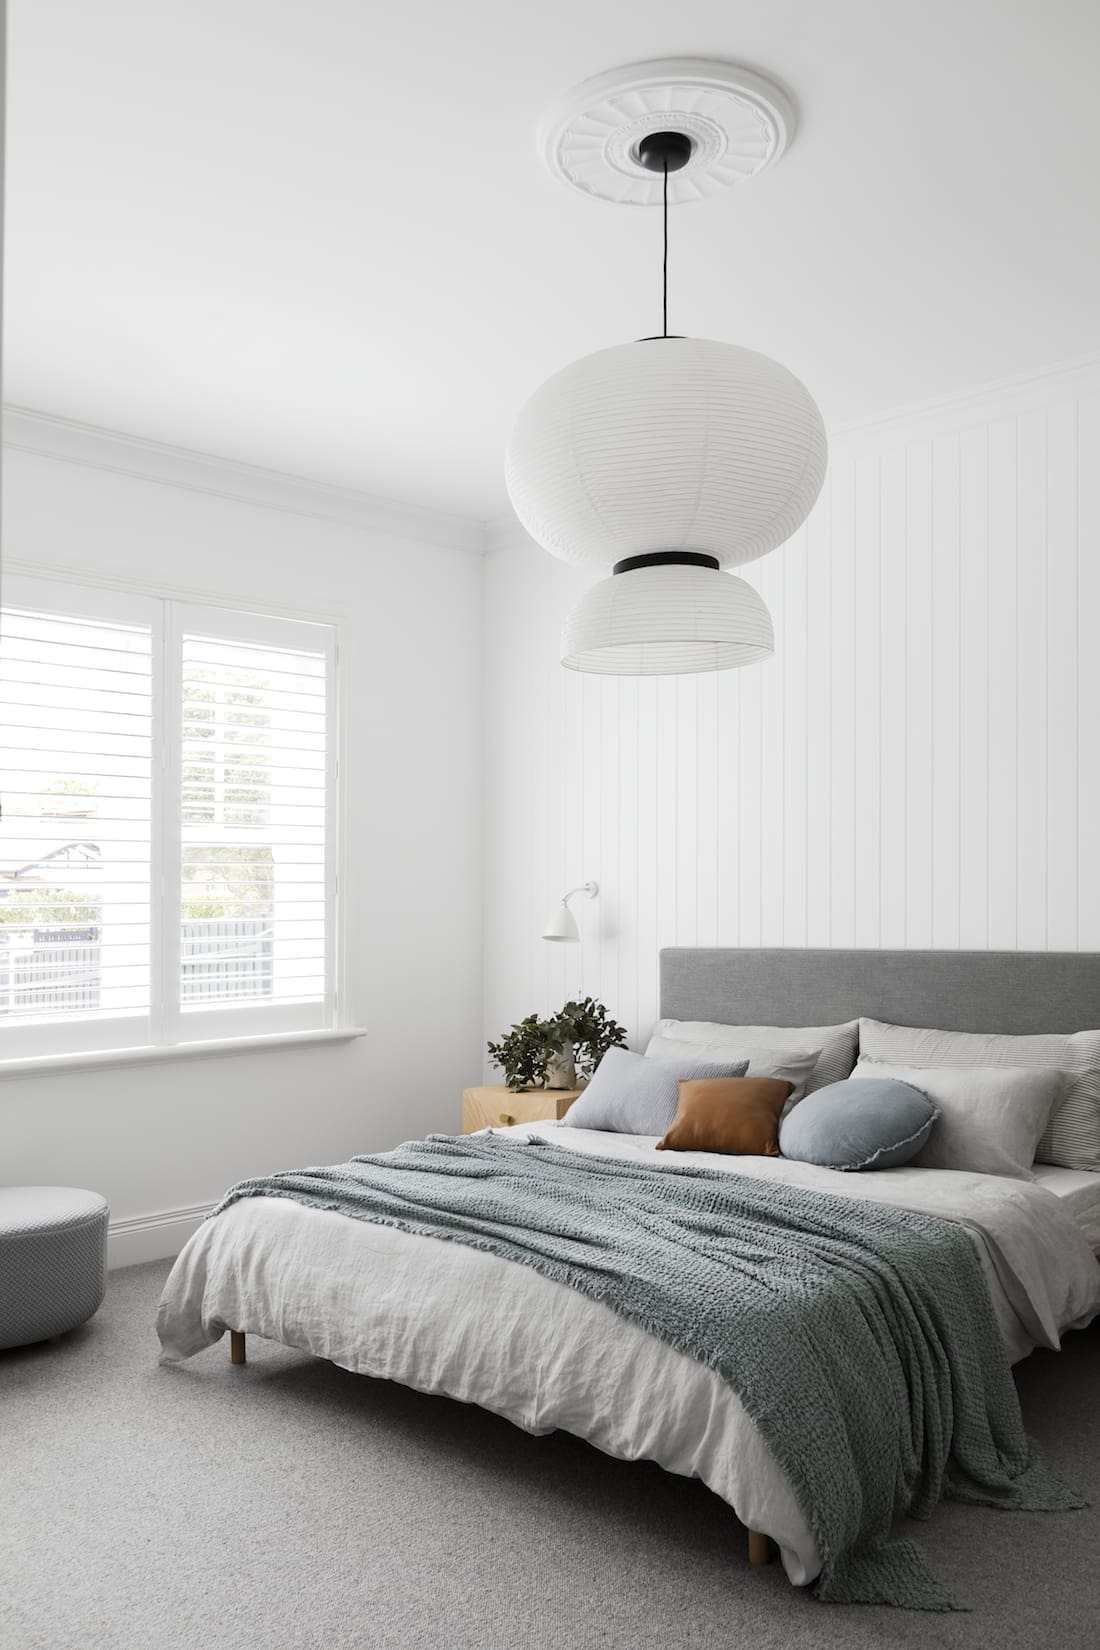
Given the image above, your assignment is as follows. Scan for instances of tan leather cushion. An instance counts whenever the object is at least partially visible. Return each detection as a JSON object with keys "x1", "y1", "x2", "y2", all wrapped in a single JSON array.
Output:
[{"x1": 656, "y1": 1076, "x2": 794, "y2": 1156}]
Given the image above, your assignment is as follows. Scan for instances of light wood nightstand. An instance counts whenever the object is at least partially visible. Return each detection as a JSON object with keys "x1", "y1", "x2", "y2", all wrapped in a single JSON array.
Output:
[{"x1": 462, "y1": 1083, "x2": 586, "y2": 1133}]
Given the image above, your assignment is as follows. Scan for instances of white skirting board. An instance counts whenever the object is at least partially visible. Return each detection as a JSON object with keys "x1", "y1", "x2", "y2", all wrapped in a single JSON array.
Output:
[{"x1": 107, "y1": 1204, "x2": 213, "y2": 1269}]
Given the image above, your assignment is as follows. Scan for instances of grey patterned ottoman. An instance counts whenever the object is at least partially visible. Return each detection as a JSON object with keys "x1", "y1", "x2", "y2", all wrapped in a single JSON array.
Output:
[{"x1": 0, "y1": 1187, "x2": 109, "y2": 1350}]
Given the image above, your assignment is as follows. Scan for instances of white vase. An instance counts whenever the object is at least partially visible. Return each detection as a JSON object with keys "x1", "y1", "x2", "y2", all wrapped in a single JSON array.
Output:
[{"x1": 545, "y1": 1043, "x2": 577, "y2": 1089}]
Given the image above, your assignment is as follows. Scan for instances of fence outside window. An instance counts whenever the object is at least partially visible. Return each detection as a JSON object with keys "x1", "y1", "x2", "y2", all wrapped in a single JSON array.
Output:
[
  {"x1": 0, "y1": 917, "x2": 275, "y2": 1017},
  {"x1": 180, "y1": 917, "x2": 275, "y2": 1004}
]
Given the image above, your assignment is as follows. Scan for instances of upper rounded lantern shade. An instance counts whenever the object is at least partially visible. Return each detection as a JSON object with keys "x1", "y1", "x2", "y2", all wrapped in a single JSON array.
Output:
[
  {"x1": 561, "y1": 564, "x2": 774, "y2": 676},
  {"x1": 506, "y1": 337, "x2": 827, "y2": 571}
]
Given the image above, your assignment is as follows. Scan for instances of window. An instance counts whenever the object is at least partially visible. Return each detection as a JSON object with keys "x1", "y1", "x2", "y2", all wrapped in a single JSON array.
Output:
[{"x1": 0, "y1": 575, "x2": 338, "y2": 1059}]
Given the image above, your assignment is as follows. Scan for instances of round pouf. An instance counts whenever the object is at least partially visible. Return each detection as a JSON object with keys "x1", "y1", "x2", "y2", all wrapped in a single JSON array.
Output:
[{"x1": 0, "y1": 1187, "x2": 109, "y2": 1350}]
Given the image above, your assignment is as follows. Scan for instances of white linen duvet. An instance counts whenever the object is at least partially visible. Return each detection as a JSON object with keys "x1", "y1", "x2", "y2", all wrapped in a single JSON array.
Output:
[{"x1": 156, "y1": 1124, "x2": 1100, "y2": 1588}]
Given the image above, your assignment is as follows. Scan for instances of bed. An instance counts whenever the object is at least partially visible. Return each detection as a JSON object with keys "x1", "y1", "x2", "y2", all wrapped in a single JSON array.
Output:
[{"x1": 157, "y1": 948, "x2": 1100, "y2": 1600}]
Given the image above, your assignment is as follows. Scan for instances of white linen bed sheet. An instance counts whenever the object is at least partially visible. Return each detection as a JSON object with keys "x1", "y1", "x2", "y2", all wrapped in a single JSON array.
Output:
[
  {"x1": 157, "y1": 1123, "x2": 1100, "y2": 1590},
  {"x1": 1032, "y1": 1164, "x2": 1100, "y2": 1249}
]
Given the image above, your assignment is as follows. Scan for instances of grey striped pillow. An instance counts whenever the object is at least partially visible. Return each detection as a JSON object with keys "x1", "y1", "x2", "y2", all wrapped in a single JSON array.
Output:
[
  {"x1": 857, "y1": 1017, "x2": 1100, "y2": 1172},
  {"x1": 646, "y1": 1036, "x2": 822, "y2": 1103},
  {"x1": 647, "y1": 1019, "x2": 859, "y2": 1096}
]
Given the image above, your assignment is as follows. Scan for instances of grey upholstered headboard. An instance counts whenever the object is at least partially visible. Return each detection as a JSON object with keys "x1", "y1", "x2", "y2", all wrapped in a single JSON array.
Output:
[{"x1": 659, "y1": 949, "x2": 1100, "y2": 1036}]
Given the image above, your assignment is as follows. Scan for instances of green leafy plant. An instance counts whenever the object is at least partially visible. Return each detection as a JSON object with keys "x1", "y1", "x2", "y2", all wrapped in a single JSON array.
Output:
[
  {"x1": 486, "y1": 1014, "x2": 563, "y2": 1093},
  {"x1": 487, "y1": 997, "x2": 628, "y2": 1091},
  {"x1": 555, "y1": 997, "x2": 629, "y2": 1079}
]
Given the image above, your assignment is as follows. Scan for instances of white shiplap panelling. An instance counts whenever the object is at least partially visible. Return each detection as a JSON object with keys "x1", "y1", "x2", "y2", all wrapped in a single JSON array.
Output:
[{"x1": 483, "y1": 364, "x2": 1100, "y2": 1060}]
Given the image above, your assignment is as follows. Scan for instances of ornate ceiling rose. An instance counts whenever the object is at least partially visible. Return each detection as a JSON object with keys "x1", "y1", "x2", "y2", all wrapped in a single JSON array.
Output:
[{"x1": 537, "y1": 57, "x2": 795, "y2": 207}]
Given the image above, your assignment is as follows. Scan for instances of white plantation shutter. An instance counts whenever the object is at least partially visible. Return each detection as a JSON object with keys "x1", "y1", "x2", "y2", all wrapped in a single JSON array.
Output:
[
  {"x1": 0, "y1": 587, "x2": 154, "y2": 1053},
  {"x1": 177, "y1": 628, "x2": 329, "y2": 1020},
  {"x1": 0, "y1": 576, "x2": 338, "y2": 1059}
]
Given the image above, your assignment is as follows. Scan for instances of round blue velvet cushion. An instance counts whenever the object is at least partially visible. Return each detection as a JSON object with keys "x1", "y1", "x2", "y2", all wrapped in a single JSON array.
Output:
[{"x1": 778, "y1": 1077, "x2": 938, "y2": 1171}]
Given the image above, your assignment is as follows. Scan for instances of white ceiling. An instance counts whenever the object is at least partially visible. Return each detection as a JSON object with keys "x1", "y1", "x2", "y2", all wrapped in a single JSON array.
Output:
[{"x1": 6, "y1": 0, "x2": 1100, "y2": 522}]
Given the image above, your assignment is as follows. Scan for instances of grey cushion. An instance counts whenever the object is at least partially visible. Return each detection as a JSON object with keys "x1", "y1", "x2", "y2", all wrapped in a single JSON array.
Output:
[
  {"x1": 778, "y1": 1078, "x2": 938, "y2": 1171},
  {"x1": 647, "y1": 1017, "x2": 858, "y2": 1095},
  {"x1": 851, "y1": 1059, "x2": 1064, "y2": 1180},
  {"x1": 858, "y1": 1017, "x2": 1100, "y2": 1172},
  {"x1": 0, "y1": 1186, "x2": 109, "y2": 1350},
  {"x1": 645, "y1": 1034, "x2": 822, "y2": 1103},
  {"x1": 563, "y1": 1046, "x2": 749, "y2": 1137}
]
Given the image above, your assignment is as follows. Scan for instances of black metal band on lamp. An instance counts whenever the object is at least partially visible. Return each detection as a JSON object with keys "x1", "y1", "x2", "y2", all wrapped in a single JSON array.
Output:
[{"x1": 612, "y1": 551, "x2": 721, "y2": 575}]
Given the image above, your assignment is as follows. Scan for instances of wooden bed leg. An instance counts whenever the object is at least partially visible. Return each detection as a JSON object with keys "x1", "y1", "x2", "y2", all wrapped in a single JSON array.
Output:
[
  {"x1": 229, "y1": 1330, "x2": 246, "y2": 1366},
  {"x1": 747, "y1": 1529, "x2": 775, "y2": 1567}
]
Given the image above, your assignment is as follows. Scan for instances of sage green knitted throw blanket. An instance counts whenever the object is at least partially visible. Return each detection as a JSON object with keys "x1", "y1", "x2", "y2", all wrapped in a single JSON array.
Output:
[{"x1": 211, "y1": 1133, "x2": 1083, "y2": 1609}]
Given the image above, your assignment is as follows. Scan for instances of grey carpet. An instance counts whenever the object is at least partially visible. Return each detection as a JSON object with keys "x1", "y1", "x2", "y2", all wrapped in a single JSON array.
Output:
[{"x1": 1, "y1": 1261, "x2": 1097, "y2": 1650}]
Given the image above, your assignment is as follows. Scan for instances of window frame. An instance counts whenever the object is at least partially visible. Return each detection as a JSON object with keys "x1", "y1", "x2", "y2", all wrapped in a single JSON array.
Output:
[{"x1": 0, "y1": 571, "x2": 343, "y2": 1062}]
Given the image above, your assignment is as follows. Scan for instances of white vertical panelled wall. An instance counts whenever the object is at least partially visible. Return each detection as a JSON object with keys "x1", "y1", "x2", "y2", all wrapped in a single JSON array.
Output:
[{"x1": 483, "y1": 357, "x2": 1100, "y2": 1061}]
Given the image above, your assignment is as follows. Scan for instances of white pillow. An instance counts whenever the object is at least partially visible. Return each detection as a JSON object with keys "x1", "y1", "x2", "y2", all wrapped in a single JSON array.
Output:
[
  {"x1": 858, "y1": 1017, "x2": 1100, "y2": 1172},
  {"x1": 850, "y1": 1059, "x2": 1065, "y2": 1180},
  {"x1": 647, "y1": 1018, "x2": 858, "y2": 1095},
  {"x1": 646, "y1": 1034, "x2": 821, "y2": 1103}
]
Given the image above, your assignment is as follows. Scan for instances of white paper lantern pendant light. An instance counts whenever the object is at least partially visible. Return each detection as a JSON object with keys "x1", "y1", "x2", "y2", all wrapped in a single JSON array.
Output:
[{"x1": 505, "y1": 60, "x2": 827, "y2": 676}]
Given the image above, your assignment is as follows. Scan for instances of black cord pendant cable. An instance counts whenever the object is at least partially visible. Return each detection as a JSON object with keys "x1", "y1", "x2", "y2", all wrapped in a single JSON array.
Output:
[
  {"x1": 662, "y1": 156, "x2": 669, "y2": 338},
  {"x1": 637, "y1": 129, "x2": 690, "y2": 338}
]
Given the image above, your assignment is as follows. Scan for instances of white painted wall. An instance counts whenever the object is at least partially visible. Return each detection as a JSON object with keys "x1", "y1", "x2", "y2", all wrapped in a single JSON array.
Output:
[
  {"x1": 483, "y1": 358, "x2": 1100, "y2": 1066},
  {"x1": 1, "y1": 442, "x2": 485, "y2": 1262}
]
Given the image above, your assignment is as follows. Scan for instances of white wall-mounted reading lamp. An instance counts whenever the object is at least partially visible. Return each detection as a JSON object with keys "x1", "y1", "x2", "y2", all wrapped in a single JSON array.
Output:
[{"x1": 542, "y1": 881, "x2": 599, "y2": 943}]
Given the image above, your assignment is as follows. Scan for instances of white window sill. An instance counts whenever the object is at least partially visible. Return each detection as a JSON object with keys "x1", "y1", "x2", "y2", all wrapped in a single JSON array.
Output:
[{"x1": 0, "y1": 1026, "x2": 368, "y2": 1081}]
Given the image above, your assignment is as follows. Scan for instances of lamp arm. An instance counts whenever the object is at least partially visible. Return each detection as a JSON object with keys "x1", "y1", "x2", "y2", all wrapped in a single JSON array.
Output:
[{"x1": 561, "y1": 881, "x2": 599, "y2": 906}]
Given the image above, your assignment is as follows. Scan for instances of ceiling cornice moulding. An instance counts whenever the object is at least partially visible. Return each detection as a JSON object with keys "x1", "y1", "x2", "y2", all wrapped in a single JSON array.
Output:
[
  {"x1": 484, "y1": 514, "x2": 544, "y2": 558},
  {"x1": 1, "y1": 405, "x2": 488, "y2": 558},
  {"x1": 828, "y1": 348, "x2": 1100, "y2": 454},
  {"x1": 9, "y1": 347, "x2": 1100, "y2": 560}
]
